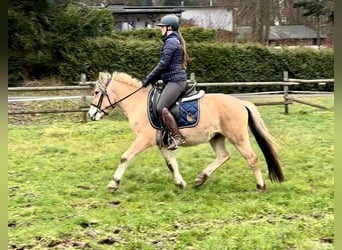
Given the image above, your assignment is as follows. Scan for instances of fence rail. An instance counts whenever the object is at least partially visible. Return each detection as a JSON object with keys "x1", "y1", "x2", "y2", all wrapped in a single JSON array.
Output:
[
  {"x1": 8, "y1": 95, "x2": 88, "y2": 102},
  {"x1": 8, "y1": 71, "x2": 334, "y2": 122},
  {"x1": 282, "y1": 72, "x2": 334, "y2": 113}
]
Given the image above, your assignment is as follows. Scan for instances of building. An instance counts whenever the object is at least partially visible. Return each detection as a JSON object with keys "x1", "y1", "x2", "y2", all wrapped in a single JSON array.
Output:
[
  {"x1": 105, "y1": 4, "x2": 234, "y2": 31},
  {"x1": 179, "y1": 6, "x2": 233, "y2": 31},
  {"x1": 104, "y1": 4, "x2": 324, "y2": 47},
  {"x1": 236, "y1": 25, "x2": 325, "y2": 46},
  {"x1": 105, "y1": 4, "x2": 184, "y2": 30}
]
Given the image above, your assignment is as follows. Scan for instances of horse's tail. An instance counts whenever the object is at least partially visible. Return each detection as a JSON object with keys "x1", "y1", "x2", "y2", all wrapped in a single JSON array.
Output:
[{"x1": 244, "y1": 102, "x2": 284, "y2": 183}]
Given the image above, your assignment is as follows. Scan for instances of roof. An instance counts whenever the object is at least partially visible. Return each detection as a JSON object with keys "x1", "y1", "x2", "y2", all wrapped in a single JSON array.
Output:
[
  {"x1": 236, "y1": 25, "x2": 322, "y2": 40},
  {"x1": 269, "y1": 25, "x2": 320, "y2": 39},
  {"x1": 105, "y1": 4, "x2": 236, "y2": 14},
  {"x1": 106, "y1": 4, "x2": 184, "y2": 14}
]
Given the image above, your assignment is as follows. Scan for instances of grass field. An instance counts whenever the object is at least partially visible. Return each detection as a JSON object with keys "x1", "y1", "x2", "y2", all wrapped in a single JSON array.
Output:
[{"x1": 8, "y1": 97, "x2": 334, "y2": 249}]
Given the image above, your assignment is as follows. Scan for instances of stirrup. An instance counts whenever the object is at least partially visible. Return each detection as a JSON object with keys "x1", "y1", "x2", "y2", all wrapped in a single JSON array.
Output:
[{"x1": 168, "y1": 135, "x2": 186, "y2": 150}]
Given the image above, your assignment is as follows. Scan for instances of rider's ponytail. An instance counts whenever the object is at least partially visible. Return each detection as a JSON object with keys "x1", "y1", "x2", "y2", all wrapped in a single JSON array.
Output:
[{"x1": 178, "y1": 30, "x2": 189, "y2": 70}]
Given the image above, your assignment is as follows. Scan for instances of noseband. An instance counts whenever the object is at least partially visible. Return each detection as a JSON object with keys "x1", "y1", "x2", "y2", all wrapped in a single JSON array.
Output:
[
  {"x1": 90, "y1": 77, "x2": 114, "y2": 116},
  {"x1": 90, "y1": 90, "x2": 113, "y2": 116}
]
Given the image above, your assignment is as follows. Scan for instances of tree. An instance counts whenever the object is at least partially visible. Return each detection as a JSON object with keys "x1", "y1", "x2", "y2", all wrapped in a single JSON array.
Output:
[
  {"x1": 8, "y1": 0, "x2": 56, "y2": 82},
  {"x1": 293, "y1": 0, "x2": 334, "y2": 47},
  {"x1": 8, "y1": 0, "x2": 114, "y2": 83},
  {"x1": 237, "y1": 0, "x2": 272, "y2": 44},
  {"x1": 293, "y1": 0, "x2": 333, "y2": 19}
]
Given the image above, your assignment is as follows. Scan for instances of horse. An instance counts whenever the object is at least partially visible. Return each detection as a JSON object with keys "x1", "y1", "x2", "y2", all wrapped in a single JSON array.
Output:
[{"x1": 87, "y1": 71, "x2": 284, "y2": 192}]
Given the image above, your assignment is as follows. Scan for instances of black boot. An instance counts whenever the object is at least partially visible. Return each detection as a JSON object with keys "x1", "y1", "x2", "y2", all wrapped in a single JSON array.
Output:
[{"x1": 161, "y1": 107, "x2": 186, "y2": 150}]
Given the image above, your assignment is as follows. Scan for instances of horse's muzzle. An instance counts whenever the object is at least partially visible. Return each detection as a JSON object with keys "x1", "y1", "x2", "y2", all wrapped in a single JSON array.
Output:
[{"x1": 88, "y1": 106, "x2": 102, "y2": 121}]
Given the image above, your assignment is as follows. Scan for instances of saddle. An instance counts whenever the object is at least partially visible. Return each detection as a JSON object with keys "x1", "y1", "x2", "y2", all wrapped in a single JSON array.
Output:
[{"x1": 147, "y1": 80, "x2": 205, "y2": 147}]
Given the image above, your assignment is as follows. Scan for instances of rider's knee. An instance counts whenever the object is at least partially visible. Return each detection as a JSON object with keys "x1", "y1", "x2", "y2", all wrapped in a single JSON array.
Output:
[
  {"x1": 157, "y1": 106, "x2": 167, "y2": 116},
  {"x1": 161, "y1": 107, "x2": 170, "y2": 115}
]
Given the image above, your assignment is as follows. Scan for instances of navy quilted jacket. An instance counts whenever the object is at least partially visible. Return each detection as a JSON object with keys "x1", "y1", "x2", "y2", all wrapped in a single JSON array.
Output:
[{"x1": 145, "y1": 32, "x2": 187, "y2": 84}]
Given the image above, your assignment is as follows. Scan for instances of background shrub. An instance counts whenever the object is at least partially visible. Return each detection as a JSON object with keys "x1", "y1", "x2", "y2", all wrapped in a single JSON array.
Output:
[{"x1": 79, "y1": 34, "x2": 333, "y2": 93}]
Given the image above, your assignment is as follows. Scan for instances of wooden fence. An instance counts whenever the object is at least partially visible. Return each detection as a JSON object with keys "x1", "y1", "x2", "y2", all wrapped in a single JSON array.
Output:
[{"x1": 8, "y1": 71, "x2": 334, "y2": 122}]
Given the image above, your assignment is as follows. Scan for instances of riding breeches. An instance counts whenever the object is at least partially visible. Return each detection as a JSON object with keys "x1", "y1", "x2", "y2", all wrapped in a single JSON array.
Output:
[{"x1": 156, "y1": 81, "x2": 187, "y2": 116}]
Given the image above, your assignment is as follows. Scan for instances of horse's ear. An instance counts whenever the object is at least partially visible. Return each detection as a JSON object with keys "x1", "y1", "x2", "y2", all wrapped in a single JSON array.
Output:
[{"x1": 98, "y1": 72, "x2": 105, "y2": 83}]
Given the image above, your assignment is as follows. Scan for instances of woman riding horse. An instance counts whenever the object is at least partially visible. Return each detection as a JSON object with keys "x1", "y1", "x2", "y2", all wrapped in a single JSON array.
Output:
[
  {"x1": 88, "y1": 72, "x2": 284, "y2": 192},
  {"x1": 143, "y1": 14, "x2": 189, "y2": 150}
]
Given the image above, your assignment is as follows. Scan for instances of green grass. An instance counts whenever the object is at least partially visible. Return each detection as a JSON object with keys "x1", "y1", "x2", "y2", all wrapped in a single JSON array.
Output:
[{"x1": 8, "y1": 97, "x2": 334, "y2": 249}]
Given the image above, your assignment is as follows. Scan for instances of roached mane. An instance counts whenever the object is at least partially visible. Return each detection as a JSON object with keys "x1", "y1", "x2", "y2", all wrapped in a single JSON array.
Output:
[{"x1": 111, "y1": 71, "x2": 143, "y2": 88}]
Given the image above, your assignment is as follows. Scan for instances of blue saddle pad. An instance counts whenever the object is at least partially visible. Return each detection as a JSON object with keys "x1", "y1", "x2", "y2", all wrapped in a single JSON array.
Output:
[{"x1": 147, "y1": 89, "x2": 200, "y2": 130}]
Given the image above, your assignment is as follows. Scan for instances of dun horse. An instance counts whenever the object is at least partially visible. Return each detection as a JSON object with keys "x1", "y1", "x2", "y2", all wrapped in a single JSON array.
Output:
[{"x1": 88, "y1": 71, "x2": 284, "y2": 192}]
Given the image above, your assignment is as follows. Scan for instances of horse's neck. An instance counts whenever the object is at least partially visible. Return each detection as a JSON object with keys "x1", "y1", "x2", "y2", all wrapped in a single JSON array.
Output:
[{"x1": 112, "y1": 83, "x2": 147, "y2": 120}]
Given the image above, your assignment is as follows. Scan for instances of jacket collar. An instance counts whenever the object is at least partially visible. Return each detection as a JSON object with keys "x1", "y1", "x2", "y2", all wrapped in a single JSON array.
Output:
[{"x1": 163, "y1": 31, "x2": 179, "y2": 42}]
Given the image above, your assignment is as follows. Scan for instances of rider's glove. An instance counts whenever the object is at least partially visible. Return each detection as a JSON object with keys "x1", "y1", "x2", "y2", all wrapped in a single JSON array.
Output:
[{"x1": 142, "y1": 78, "x2": 150, "y2": 88}]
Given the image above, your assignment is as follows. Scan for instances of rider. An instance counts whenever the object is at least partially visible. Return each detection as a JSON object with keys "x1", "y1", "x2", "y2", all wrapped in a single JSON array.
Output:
[{"x1": 143, "y1": 14, "x2": 189, "y2": 150}]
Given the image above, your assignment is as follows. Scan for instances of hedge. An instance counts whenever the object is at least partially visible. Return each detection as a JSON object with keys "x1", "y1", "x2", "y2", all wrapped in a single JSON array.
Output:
[
  {"x1": 9, "y1": 27, "x2": 334, "y2": 93},
  {"x1": 80, "y1": 36, "x2": 333, "y2": 93}
]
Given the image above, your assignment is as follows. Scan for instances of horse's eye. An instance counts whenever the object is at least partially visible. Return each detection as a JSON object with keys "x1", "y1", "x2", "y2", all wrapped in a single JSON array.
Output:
[{"x1": 94, "y1": 90, "x2": 100, "y2": 96}]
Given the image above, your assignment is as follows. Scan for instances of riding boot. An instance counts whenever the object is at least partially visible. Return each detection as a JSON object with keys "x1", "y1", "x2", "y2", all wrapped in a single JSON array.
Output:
[{"x1": 161, "y1": 107, "x2": 186, "y2": 150}]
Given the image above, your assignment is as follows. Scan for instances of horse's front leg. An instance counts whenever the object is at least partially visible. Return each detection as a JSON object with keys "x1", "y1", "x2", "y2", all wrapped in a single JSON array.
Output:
[
  {"x1": 160, "y1": 148, "x2": 187, "y2": 189},
  {"x1": 107, "y1": 136, "x2": 153, "y2": 192}
]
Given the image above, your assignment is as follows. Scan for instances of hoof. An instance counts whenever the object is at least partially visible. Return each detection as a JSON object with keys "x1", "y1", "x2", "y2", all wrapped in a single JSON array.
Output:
[
  {"x1": 176, "y1": 181, "x2": 187, "y2": 189},
  {"x1": 256, "y1": 183, "x2": 266, "y2": 191},
  {"x1": 194, "y1": 173, "x2": 208, "y2": 188},
  {"x1": 107, "y1": 180, "x2": 120, "y2": 192}
]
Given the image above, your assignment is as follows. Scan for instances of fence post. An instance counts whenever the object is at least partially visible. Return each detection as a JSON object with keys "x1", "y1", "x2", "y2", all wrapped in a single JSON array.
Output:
[
  {"x1": 80, "y1": 74, "x2": 88, "y2": 122},
  {"x1": 190, "y1": 72, "x2": 196, "y2": 82},
  {"x1": 283, "y1": 71, "x2": 289, "y2": 114},
  {"x1": 80, "y1": 73, "x2": 86, "y2": 85}
]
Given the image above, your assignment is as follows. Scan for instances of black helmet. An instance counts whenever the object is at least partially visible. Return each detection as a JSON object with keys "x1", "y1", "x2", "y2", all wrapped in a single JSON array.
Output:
[{"x1": 157, "y1": 14, "x2": 179, "y2": 30}]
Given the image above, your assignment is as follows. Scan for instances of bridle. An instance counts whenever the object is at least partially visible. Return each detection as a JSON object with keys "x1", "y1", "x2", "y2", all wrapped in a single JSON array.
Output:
[{"x1": 90, "y1": 77, "x2": 144, "y2": 116}]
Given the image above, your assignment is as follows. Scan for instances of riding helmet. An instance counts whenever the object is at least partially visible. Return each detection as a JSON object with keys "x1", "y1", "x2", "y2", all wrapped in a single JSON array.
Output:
[{"x1": 157, "y1": 14, "x2": 180, "y2": 30}]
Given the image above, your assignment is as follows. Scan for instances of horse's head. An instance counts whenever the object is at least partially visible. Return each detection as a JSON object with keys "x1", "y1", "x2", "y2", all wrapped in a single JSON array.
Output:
[{"x1": 88, "y1": 71, "x2": 115, "y2": 121}]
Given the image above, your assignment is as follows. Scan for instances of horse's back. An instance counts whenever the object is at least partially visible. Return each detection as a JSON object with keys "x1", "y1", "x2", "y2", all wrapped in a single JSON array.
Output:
[
  {"x1": 181, "y1": 93, "x2": 250, "y2": 140},
  {"x1": 200, "y1": 93, "x2": 249, "y2": 117}
]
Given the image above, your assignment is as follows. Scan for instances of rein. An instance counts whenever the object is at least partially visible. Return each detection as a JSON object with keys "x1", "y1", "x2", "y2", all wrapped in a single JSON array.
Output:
[
  {"x1": 105, "y1": 86, "x2": 144, "y2": 109},
  {"x1": 91, "y1": 84, "x2": 144, "y2": 115}
]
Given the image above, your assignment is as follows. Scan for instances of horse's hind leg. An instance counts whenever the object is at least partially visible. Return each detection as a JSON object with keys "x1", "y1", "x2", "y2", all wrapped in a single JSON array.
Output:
[
  {"x1": 195, "y1": 134, "x2": 230, "y2": 187},
  {"x1": 160, "y1": 148, "x2": 187, "y2": 189},
  {"x1": 233, "y1": 138, "x2": 265, "y2": 190}
]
